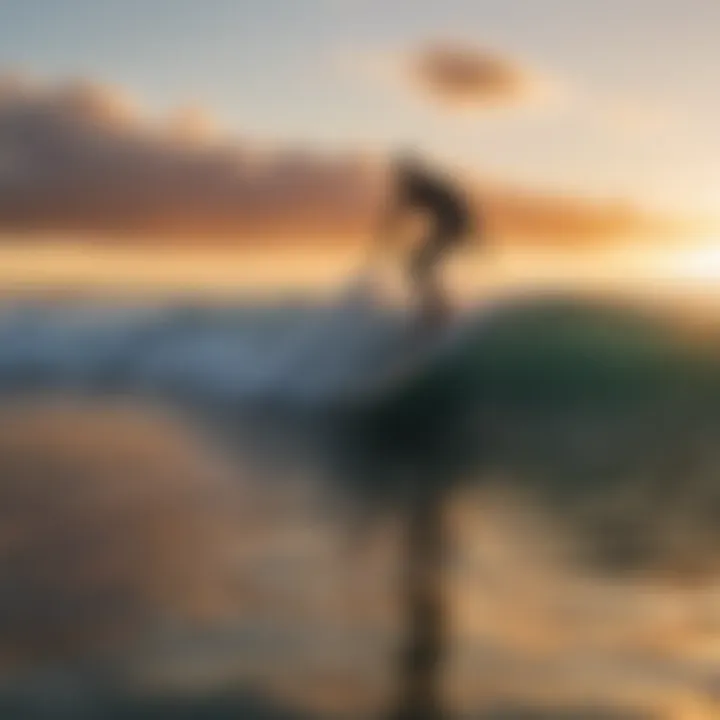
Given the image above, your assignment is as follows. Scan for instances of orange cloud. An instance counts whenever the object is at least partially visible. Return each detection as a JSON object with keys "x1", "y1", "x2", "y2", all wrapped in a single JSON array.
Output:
[
  {"x1": 405, "y1": 42, "x2": 546, "y2": 110},
  {"x1": 477, "y1": 183, "x2": 682, "y2": 247},
  {"x1": 0, "y1": 73, "x2": 683, "y2": 247}
]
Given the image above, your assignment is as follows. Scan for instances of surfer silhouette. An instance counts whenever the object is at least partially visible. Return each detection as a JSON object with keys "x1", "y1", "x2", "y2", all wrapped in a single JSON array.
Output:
[{"x1": 378, "y1": 153, "x2": 475, "y2": 326}]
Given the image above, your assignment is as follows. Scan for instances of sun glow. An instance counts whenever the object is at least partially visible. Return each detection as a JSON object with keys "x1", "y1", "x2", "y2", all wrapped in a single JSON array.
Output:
[
  {"x1": 668, "y1": 243, "x2": 720, "y2": 283},
  {"x1": 650, "y1": 241, "x2": 720, "y2": 285}
]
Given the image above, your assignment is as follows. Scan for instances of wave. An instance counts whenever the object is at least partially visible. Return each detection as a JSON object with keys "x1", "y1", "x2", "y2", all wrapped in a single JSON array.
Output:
[
  {"x1": 0, "y1": 277, "x2": 488, "y2": 411},
  {"x1": 4, "y1": 280, "x2": 720, "y2": 580}
]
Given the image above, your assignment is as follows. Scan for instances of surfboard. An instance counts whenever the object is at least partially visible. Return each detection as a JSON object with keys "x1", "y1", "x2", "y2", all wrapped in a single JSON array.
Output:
[
  {"x1": 343, "y1": 304, "x2": 459, "y2": 407},
  {"x1": 342, "y1": 294, "x2": 509, "y2": 412}
]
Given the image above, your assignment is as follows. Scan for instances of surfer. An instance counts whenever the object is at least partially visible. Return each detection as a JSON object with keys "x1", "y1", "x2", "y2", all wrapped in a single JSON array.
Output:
[{"x1": 378, "y1": 153, "x2": 475, "y2": 326}]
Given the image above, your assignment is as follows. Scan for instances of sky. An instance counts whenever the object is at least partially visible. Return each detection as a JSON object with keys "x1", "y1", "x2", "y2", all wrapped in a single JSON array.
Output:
[
  {"x1": 0, "y1": 0, "x2": 718, "y2": 267},
  {"x1": 2, "y1": 0, "x2": 719, "y2": 210}
]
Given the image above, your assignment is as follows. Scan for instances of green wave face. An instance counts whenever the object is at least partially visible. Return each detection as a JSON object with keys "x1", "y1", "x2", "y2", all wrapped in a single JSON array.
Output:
[{"x1": 334, "y1": 296, "x2": 720, "y2": 578}]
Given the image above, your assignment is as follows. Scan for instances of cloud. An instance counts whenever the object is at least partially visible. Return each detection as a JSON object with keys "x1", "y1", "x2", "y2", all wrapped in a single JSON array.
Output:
[
  {"x1": 0, "y1": 74, "x2": 380, "y2": 242},
  {"x1": 405, "y1": 42, "x2": 547, "y2": 110},
  {"x1": 478, "y1": 182, "x2": 683, "y2": 247},
  {"x1": 0, "y1": 72, "x2": 683, "y2": 246}
]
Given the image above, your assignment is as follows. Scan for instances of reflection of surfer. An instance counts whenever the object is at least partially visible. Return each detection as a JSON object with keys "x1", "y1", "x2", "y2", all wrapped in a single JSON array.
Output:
[{"x1": 378, "y1": 153, "x2": 476, "y2": 326}]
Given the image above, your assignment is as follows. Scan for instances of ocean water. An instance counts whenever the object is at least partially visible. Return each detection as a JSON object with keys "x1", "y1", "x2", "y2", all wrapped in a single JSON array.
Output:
[{"x1": 1, "y1": 281, "x2": 720, "y2": 718}]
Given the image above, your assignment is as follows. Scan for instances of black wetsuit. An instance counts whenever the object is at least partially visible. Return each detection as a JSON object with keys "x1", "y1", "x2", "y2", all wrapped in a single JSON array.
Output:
[{"x1": 397, "y1": 167, "x2": 474, "y2": 311}]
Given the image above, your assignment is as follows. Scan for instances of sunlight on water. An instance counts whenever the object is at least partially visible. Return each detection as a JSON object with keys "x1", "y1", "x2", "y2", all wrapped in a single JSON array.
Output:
[{"x1": 447, "y1": 491, "x2": 720, "y2": 718}]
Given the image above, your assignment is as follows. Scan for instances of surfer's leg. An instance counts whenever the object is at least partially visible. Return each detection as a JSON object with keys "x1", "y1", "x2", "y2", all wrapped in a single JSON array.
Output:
[
  {"x1": 410, "y1": 235, "x2": 437, "y2": 288},
  {"x1": 410, "y1": 227, "x2": 456, "y2": 326},
  {"x1": 409, "y1": 234, "x2": 438, "y2": 317}
]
